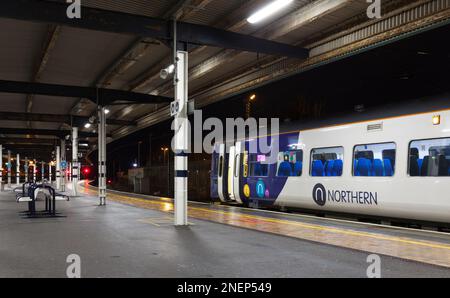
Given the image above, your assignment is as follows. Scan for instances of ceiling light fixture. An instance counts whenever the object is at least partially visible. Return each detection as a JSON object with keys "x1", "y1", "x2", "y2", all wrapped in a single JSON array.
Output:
[{"x1": 247, "y1": 0, "x2": 294, "y2": 24}]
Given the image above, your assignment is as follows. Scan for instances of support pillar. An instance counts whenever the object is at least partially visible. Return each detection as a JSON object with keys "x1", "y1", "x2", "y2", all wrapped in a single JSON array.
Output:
[
  {"x1": 7, "y1": 150, "x2": 11, "y2": 188},
  {"x1": 98, "y1": 106, "x2": 107, "y2": 206},
  {"x1": 16, "y1": 154, "x2": 20, "y2": 186},
  {"x1": 33, "y1": 160, "x2": 36, "y2": 182},
  {"x1": 56, "y1": 146, "x2": 61, "y2": 190},
  {"x1": 174, "y1": 51, "x2": 189, "y2": 226},
  {"x1": 72, "y1": 127, "x2": 78, "y2": 196},
  {"x1": 49, "y1": 162, "x2": 52, "y2": 184},
  {"x1": 24, "y1": 157, "x2": 28, "y2": 182}
]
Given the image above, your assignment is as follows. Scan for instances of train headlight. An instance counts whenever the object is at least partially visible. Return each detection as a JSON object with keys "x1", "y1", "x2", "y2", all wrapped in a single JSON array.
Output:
[{"x1": 432, "y1": 115, "x2": 441, "y2": 125}]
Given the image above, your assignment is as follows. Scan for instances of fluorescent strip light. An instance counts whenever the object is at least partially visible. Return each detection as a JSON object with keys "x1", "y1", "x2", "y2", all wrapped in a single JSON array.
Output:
[{"x1": 247, "y1": 0, "x2": 294, "y2": 24}]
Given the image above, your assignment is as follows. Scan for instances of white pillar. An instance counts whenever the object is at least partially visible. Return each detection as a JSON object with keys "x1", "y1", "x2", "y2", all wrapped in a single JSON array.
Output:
[
  {"x1": 174, "y1": 51, "x2": 189, "y2": 226},
  {"x1": 7, "y1": 150, "x2": 11, "y2": 188},
  {"x1": 33, "y1": 160, "x2": 36, "y2": 182},
  {"x1": 72, "y1": 127, "x2": 78, "y2": 196},
  {"x1": 24, "y1": 157, "x2": 28, "y2": 182},
  {"x1": 49, "y1": 162, "x2": 52, "y2": 184},
  {"x1": 98, "y1": 106, "x2": 107, "y2": 206},
  {"x1": 0, "y1": 145, "x2": 3, "y2": 185},
  {"x1": 56, "y1": 146, "x2": 61, "y2": 190},
  {"x1": 61, "y1": 140, "x2": 66, "y2": 192},
  {"x1": 16, "y1": 154, "x2": 20, "y2": 186}
]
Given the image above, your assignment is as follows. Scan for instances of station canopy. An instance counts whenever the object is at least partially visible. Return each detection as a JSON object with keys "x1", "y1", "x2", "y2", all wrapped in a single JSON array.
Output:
[{"x1": 0, "y1": 0, "x2": 448, "y2": 160}]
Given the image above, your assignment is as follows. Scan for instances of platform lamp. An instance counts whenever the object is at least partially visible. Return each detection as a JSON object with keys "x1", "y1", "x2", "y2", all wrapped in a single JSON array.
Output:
[{"x1": 246, "y1": 94, "x2": 257, "y2": 119}]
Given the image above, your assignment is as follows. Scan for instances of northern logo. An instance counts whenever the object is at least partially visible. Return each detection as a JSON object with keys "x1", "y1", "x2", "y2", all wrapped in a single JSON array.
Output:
[
  {"x1": 312, "y1": 184, "x2": 379, "y2": 206},
  {"x1": 312, "y1": 183, "x2": 327, "y2": 206}
]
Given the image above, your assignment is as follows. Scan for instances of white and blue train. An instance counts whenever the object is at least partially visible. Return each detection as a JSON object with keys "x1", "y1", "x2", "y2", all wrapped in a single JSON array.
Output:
[{"x1": 210, "y1": 98, "x2": 450, "y2": 225}]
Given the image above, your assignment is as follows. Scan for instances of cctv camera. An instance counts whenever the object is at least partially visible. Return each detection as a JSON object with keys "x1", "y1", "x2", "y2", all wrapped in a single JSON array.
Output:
[
  {"x1": 160, "y1": 68, "x2": 169, "y2": 80},
  {"x1": 160, "y1": 64, "x2": 175, "y2": 80}
]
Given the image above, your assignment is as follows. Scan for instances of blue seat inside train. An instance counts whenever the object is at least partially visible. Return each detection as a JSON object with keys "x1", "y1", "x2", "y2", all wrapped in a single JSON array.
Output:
[
  {"x1": 355, "y1": 158, "x2": 372, "y2": 176},
  {"x1": 278, "y1": 161, "x2": 303, "y2": 177},
  {"x1": 294, "y1": 161, "x2": 303, "y2": 176},
  {"x1": 383, "y1": 159, "x2": 393, "y2": 176},
  {"x1": 312, "y1": 160, "x2": 325, "y2": 177},
  {"x1": 278, "y1": 161, "x2": 292, "y2": 177},
  {"x1": 325, "y1": 160, "x2": 334, "y2": 176},
  {"x1": 354, "y1": 158, "x2": 394, "y2": 177},
  {"x1": 312, "y1": 159, "x2": 342, "y2": 177},
  {"x1": 333, "y1": 160, "x2": 343, "y2": 176},
  {"x1": 418, "y1": 159, "x2": 423, "y2": 171},
  {"x1": 372, "y1": 159, "x2": 384, "y2": 176}
]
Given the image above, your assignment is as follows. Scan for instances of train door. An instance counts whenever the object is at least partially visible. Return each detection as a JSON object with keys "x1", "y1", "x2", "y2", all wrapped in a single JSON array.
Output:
[
  {"x1": 217, "y1": 143, "x2": 226, "y2": 202},
  {"x1": 233, "y1": 142, "x2": 244, "y2": 204},
  {"x1": 228, "y1": 146, "x2": 236, "y2": 201}
]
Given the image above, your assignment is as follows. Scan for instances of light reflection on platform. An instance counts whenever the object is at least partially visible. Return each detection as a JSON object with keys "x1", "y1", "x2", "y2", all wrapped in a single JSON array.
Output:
[{"x1": 80, "y1": 184, "x2": 450, "y2": 268}]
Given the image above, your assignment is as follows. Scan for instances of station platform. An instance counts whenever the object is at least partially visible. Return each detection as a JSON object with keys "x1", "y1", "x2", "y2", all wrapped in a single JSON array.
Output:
[{"x1": 0, "y1": 181, "x2": 449, "y2": 278}]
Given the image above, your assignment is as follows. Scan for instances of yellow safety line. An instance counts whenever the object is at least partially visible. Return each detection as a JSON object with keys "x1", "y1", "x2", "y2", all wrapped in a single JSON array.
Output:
[
  {"x1": 187, "y1": 206, "x2": 450, "y2": 251},
  {"x1": 83, "y1": 188, "x2": 450, "y2": 251}
]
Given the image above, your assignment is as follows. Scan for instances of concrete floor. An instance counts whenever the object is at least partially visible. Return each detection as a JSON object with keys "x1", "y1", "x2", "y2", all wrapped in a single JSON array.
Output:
[{"x1": 1, "y1": 191, "x2": 449, "y2": 278}]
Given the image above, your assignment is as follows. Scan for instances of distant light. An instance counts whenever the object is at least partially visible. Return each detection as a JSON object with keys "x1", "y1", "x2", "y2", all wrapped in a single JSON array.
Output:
[
  {"x1": 247, "y1": 0, "x2": 294, "y2": 24},
  {"x1": 84, "y1": 123, "x2": 92, "y2": 129},
  {"x1": 133, "y1": 163, "x2": 138, "y2": 168},
  {"x1": 104, "y1": 109, "x2": 110, "y2": 114},
  {"x1": 249, "y1": 94, "x2": 257, "y2": 101},
  {"x1": 433, "y1": 115, "x2": 441, "y2": 126}
]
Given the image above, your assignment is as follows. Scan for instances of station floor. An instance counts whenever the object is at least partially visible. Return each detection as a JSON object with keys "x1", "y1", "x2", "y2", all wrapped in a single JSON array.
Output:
[{"x1": 0, "y1": 182, "x2": 449, "y2": 278}]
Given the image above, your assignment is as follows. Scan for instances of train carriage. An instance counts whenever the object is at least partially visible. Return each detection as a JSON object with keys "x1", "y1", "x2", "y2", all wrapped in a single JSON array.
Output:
[{"x1": 211, "y1": 99, "x2": 450, "y2": 225}]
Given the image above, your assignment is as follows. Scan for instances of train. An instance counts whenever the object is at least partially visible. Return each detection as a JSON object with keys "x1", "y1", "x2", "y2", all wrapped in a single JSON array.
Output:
[{"x1": 210, "y1": 97, "x2": 450, "y2": 226}]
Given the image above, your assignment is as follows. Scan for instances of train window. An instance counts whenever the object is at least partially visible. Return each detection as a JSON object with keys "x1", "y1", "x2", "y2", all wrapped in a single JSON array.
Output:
[
  {"x1": 218, "y1": 156, "x2": 224, "y2": 178},
  {"x1": 310, "y1": 147, "x2": 344, "y2": 177},
  {"x1": 248, "y1": 154, "x2": 269, "y2": 177},
  {"x1": 276, "y1": 150, "x2": 303, "y2": 177},
  {"x1": 409, "y1": 138, "x2": 450, "y2": 177},
  {"x1": 353, "y1": 143, "x2": 396, "y2": 177}
]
